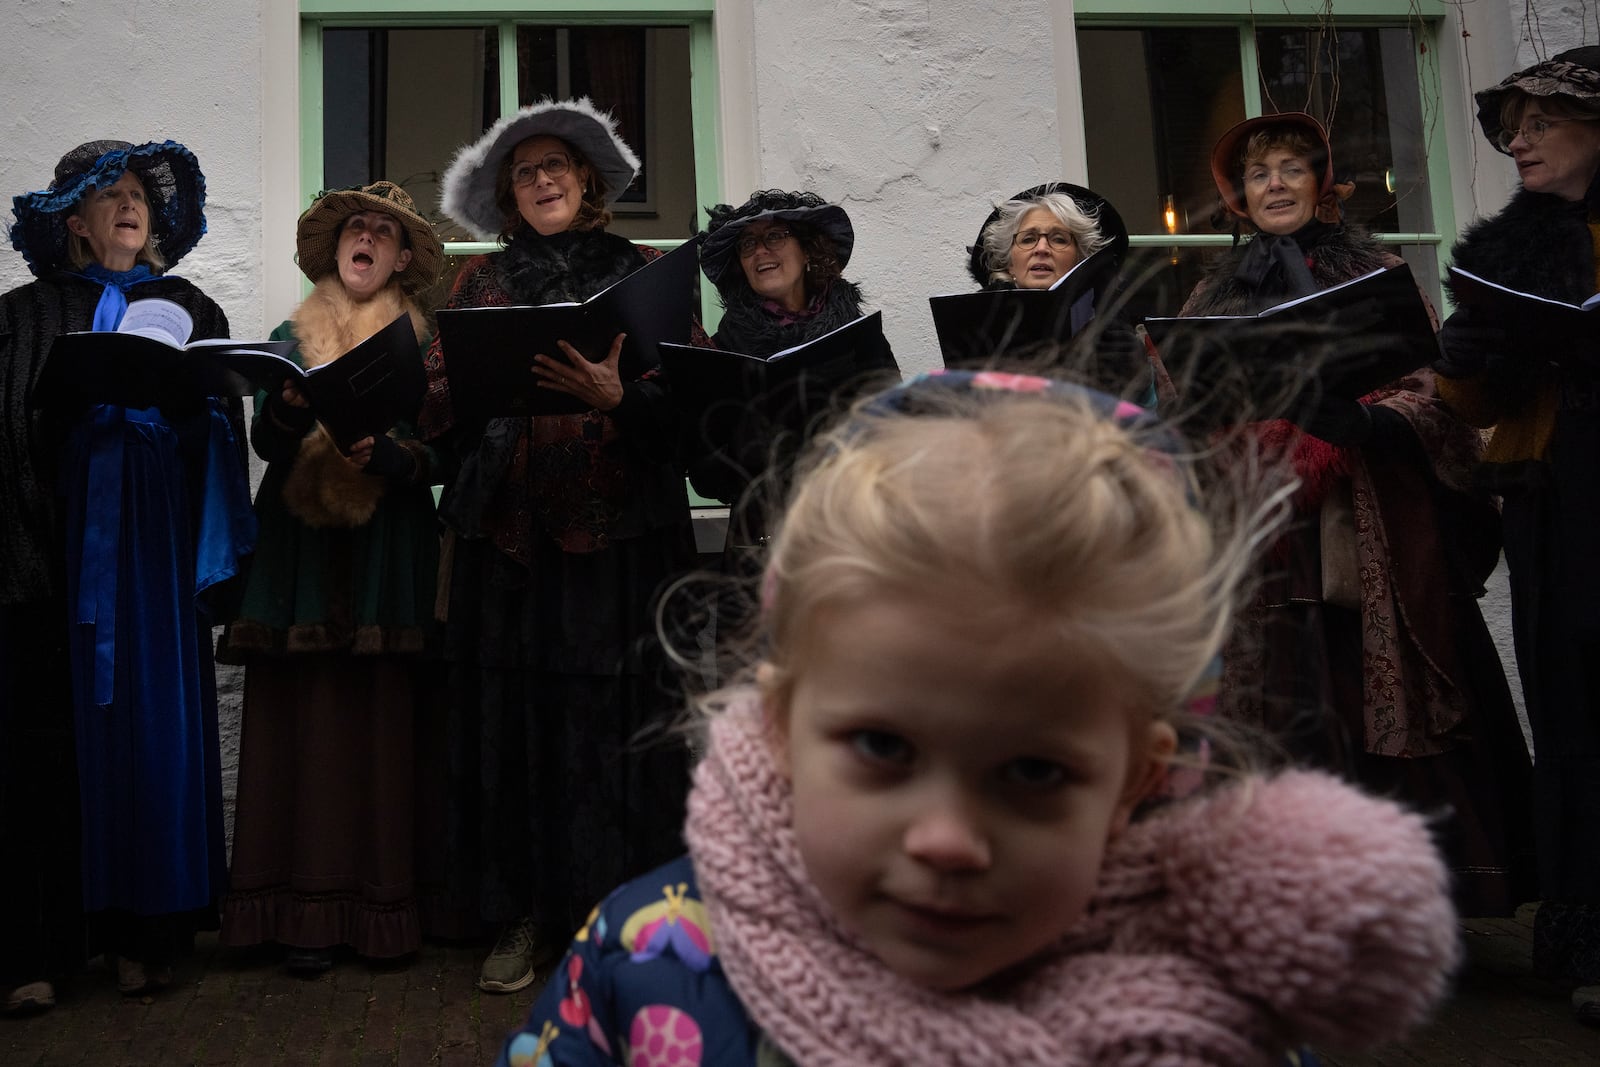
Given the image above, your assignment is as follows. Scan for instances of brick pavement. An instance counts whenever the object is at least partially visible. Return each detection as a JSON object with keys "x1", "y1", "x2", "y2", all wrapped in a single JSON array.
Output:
[
  {"x1": 4, "y1": 906, "x2": 1598, "y2": 1065},
  {"x1": 1, "y1": 938, "x2": 540, "y2": 1067}
]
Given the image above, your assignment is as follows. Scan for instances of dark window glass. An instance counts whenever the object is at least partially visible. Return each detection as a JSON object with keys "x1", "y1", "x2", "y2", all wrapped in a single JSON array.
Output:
[
  {"x1": 1078, "y1": 26, "x2": 1245, "y2": 318},
  {"x1": 1079, "y1": 27, "x2": 1245, "y2": 238},
  {"x1": 321, "y1": 26, "x2": 500, "y2": 242},
  {"x1": 1077, "y1": 23, "x2": 1440, "y2": 318},
  {"x1": 515, "y1": 25, "x2": 698, "y2": 240},
  {"x1": 1255, "y1": 26, "x2": 1434, "y2": 237}
]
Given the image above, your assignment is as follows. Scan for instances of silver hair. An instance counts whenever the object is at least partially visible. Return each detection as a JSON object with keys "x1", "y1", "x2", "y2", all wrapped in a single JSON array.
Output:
[{"x1": 979, "y1": 191, "x2": 1108, "y2": 286}]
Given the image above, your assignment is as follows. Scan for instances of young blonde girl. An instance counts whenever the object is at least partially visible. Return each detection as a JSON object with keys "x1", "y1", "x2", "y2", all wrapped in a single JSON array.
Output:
[{"x1": 497, "y1": 370, "x2": 1460, "y2": 1067}]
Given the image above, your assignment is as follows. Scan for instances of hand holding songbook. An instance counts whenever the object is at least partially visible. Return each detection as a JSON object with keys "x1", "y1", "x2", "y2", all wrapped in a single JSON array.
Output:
[
  {"x1": 1435, "y1": 307, "x2": 1515, "y2": 379},
  {"x1": 532, "y1": 333, "x2": 627, "y2": 411}
]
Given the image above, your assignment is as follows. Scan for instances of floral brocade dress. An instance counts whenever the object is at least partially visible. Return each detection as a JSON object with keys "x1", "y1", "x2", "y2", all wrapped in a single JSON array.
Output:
[{"x1": 420, "y1": 225, "x2": 698, "y2": 939}]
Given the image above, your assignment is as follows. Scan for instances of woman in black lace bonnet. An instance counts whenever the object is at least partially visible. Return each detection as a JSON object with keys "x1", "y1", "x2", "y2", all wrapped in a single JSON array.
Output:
[{"x1": 689, "y1": 190, "x2": 898, "y2": 554}]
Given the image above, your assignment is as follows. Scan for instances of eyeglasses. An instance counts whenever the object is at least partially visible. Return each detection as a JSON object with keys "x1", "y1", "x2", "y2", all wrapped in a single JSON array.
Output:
[
  {"x1": 1012, "y1": 229, "x2": 1075, "y2": 251},
  {"x1": 510, "y1": 153, "x2": 574, "y2": 186},
  {"x1": 1243, "y1": 161, "x2": 1311, "y2": 187},
  {"x1": 1496, "y1": 116, "x2": 1596, "y2": 152},
  {"x1": 736, "y1": 228, "x2": 794, "y2": 256}
]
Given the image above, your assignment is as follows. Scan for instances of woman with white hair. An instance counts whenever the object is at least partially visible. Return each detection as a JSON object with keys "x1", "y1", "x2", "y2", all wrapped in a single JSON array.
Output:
[
  {"x1": 965, "y1": 182, "x2": 1146, "y2": 400},
  {"x1": 967, "y1": 182, "x2": 1127, "y2": 291}
]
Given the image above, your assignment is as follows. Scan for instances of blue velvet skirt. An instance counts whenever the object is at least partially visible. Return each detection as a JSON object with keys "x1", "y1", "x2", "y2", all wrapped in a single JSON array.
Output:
[{"x1": 61, "y1": 402, "x2": 253, "y2": 916}]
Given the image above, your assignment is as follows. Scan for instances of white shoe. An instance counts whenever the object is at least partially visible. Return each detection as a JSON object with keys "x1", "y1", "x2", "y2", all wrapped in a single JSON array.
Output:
[{"x1": 4, "y1": 980, "x2": 56, "y2": 1013}]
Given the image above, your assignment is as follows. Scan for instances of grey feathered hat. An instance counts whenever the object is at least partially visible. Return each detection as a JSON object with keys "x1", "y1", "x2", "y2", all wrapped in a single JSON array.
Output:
[{"x1": 439, "y1": 97, "x2": 639, "y2": 240}]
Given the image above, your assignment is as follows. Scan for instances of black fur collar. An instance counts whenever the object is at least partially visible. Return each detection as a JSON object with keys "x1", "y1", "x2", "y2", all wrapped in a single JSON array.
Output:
[
  {"x1": 495, "y1": 224, "x2": 646, "y2": 305},
  {"x1": 712, "y1": 276, "x2": 866, "y2": 355},
  {"x1": 1446, "y1": 187, "x2": 1593, "y2": 305},
  {"x1": 1186, "y1": 225, "x2": 1393, "y2": 316}
]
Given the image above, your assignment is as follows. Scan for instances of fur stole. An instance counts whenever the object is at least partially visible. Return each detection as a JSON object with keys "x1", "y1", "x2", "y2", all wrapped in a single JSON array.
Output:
[
  {"x1": 495, "y1": 224, "x2": 645, "y2": 305},
  {"x1": 712, "y1": 276, "x2": 866, "y2": 355},
  {"x1": 1182, "y1": 224, "x2": 1395, "y2": 318},
  {"x1": 1446, "y1": 186, "x2": 1593, "y2": 303},
  {"x1": 280, "y1": 278, "x2": 427, "y2": 528}
]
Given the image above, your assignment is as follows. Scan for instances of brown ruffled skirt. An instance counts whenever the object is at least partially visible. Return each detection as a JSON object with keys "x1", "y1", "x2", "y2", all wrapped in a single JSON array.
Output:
[{"x1": 220, "y1": 654, "x2": 434, "y2": 958}]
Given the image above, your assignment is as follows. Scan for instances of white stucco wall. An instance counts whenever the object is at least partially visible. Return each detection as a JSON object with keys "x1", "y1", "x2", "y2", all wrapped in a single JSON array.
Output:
[
  {"x1": 0, "y1": 0, "x2": 268, "y2": 337},
  {"x1": 1512, "y1": 2, "x2": 1600, "y2": 65},
  {"x1": 736, "y1": 0, "x2": 1070, "y2": 377}
]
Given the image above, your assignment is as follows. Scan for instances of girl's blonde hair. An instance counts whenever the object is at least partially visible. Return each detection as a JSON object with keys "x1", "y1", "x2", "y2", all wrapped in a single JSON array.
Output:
[{"x1": 755, "y1": 376, "x2": 1289, "y2": 735}]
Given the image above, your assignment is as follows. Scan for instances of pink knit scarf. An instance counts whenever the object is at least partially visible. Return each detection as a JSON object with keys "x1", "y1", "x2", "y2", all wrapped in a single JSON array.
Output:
[{"x1": 684, "y1": 693, "x2": 1460, "y2": 1067}]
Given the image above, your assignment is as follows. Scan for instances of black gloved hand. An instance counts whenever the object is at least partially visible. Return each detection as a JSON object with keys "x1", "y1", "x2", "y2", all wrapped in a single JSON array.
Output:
[
  {"x1": 156, "y1": 376, "x2": 207, "y2": 423},
  {"x1": 361, "y1": 433, "x2": 419, "y2": 484},
  {"x1": 1435, "y1": 307, "x2": 1512, "y2": 379},
  {"x1": 1289, "y1": 395, "x2": 1412, "y2": 450},
  {"x1": 1289, "y1": 394, "x2": 1373, "y2": 446},
  {"x1": 263, "y1": 391, "x2": 316, "y2": 437}
]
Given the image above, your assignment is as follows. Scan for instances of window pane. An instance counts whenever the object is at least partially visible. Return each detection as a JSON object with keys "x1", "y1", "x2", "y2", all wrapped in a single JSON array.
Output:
[
  {"x1": 1078, "y1": 27, "x2": 1245, "y2": 317},
  {"x1": 1255, "y1": 26, "x2": 1433, "y2": 235},
  {"x1": 1079, "y1": 27, "x2": 1244, "y2": 238},
  {"x1": 321, "y1": 27, "x2": 500, "y2": 242},
  {"x1": 516, "y1": 26, "x2": 698, "y2": 241}
]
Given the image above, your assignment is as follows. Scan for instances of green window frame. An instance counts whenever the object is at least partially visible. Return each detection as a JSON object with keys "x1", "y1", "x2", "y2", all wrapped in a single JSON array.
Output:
[
  {"x1": 297, "y1": 1, "x2": 722, "y2": 298},
  {"x1": 1074, "y1": 0, "x2": 1455, "y2": 303}
]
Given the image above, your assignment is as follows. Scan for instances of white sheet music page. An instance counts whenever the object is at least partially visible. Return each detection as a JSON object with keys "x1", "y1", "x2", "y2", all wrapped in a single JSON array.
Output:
[{"x1": 117, "y1": 298, "x2": 194, "y2": 348}]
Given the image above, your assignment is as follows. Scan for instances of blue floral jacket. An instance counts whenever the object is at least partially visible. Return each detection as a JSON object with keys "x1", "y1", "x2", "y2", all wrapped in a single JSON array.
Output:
[{"x1": 496, "y1": 855, "x2": 791, "y2": 1066}]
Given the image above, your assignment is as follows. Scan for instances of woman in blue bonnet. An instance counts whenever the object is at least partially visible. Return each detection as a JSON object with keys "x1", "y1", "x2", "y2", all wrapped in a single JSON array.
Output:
[{"x1": 0, "y1": 139, "x2": 252, "y2": 1009}]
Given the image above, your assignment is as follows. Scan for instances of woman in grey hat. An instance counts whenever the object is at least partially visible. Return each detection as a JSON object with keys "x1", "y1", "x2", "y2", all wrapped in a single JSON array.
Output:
[
  {"x1": 420, "y1": 98, "x2": 698, "y2": 994},
  {"x1": 2, "y1": 139, "x2": 249, "y2": 1009},
  {"x1": 1435, "y1": 45, "x2": 1600, "y2": 1023}
]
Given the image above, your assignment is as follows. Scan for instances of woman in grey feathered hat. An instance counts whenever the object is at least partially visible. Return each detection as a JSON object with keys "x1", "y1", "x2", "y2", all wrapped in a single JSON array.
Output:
[
  {"x1": 418, "y1": 98, "x2": 698, "y2": 995},
  {"x1": 1435, "y1": 45, "x2": 1600, "y2": 1024},
  {"x1": 2, "y1": 139, "x2": 249, "y2": 1011}
]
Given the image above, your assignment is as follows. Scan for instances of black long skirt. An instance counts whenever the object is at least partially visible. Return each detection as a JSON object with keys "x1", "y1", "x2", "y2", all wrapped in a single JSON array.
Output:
[{"x1": 441, "y1": 524, "x2": 696, "y2": 936}]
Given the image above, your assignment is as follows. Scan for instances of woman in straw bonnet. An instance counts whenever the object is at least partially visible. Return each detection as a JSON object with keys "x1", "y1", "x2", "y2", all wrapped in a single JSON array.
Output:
[
  {"x1": 421, "y1": 99, "x2": 697, "y2": 993},
  {"x1": 2, "y1": 138, "x2": 250, "y2": 1006},
  {"x1": 218, "y1": 181, "x2": 444, "y2": 973}
]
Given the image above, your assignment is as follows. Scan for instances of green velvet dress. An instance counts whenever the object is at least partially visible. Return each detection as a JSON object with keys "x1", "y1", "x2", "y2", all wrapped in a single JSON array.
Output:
[{"x1": 218, "y1": 319, "x2": 445, "y2": 958}]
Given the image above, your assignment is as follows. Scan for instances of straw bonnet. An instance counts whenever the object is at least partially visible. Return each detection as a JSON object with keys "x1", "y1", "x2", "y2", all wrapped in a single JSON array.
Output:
[
  {"x1": 9, "y1": 139, "x2": 206, "y2": 277},
  {"x1": 440, "y1": 97, "x2": 639, "y2": 240},
  {"x1": 699, "y1": 190, "x2": 856, "y2": 289},
  {"x1": 295, "y1": 180, "x2": 443, "y2": 293},
  {"x1": 966, "y1": 182, "x2": 1130, "y2": 287}
]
